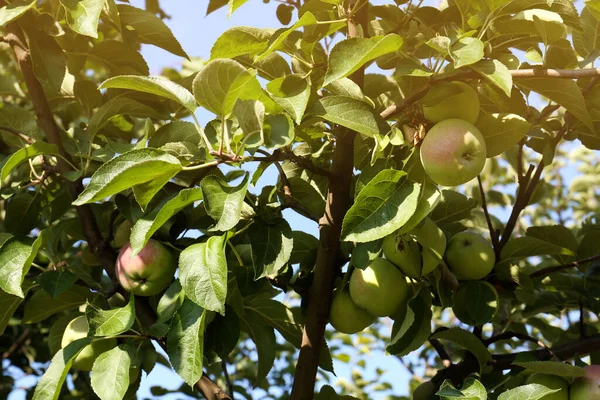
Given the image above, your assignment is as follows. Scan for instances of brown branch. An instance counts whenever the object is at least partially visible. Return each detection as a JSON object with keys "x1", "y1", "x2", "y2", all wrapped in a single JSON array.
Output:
[
  {"x1": 2, "y1": 328, "x2": 31, "y2": 359},
  {"x1": 510, "y1": 68, "x2": 600, "y2": 79},
  {"x1": 483, "y1": 331, "x2": 548, "y2": 349},
  {"x1": 3, "y1": 20, "x2": 230, "y2": 400},
  {"x1": 252, "y1": 148, "x2": 330, "y2": 177},
  {"x1": 529, "y1": 253, "x2": 600, "y2": 279},
  {"x1": 289, "y1": 2, "x2": 367, "y2": 399},
  {"x1": 429, "y1": 339, "x2": 452, "y2": 368},
  {"x1": 477, "y1": 175, "x2": 498, "y2": 250},
  {"x1": 221, "y1": 360, "x2": 235, "y2": 400},
  {"x1": 0, "y1": 125, "x2": 33, "y2": 144},
  {"x1": 380, "y1": 83, "x2": 431, "y2": 119}
]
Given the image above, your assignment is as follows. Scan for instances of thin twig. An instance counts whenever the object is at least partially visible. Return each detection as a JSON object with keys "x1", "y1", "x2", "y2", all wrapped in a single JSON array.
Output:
[
  {"x1": 580, "y1": 299, "x2": 586, "y2": 339},
  {"x1": 529, "y1": 253, "x2": 600, "y2": 279},
  {"x1": 483, "y1": 331, "x2": 548, "y2": 350},
  {"x1": 0, "y1": 125, "x2": 33, "y2": 144},
  {"x1": 2, "y1": 328, "x2": 31, "y2": 359},
  {"x1": 429, "y1": 339, "x2": 452, "y2": 368},
  {"x1": 221, "y1": 360, "x2": 235, "y2": 400},
  {"x1": 477, "y1": 175, "x2": 498, "y2": 250}
]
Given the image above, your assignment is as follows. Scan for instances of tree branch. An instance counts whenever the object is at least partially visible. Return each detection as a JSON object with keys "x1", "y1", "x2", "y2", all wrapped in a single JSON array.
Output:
[
  {"x1": 529, "y1": 254, "x2": 600, "y2": 279},
  {"x1": 0, "y1": 125, "x2": 33, "y2": 144},
  {"x1": 221, "y1": 360, "x2": 235, "y2": 400},
  {"x1": 477, "y1": 175, "x2": 498, "y2": 250},
  {"x1": 3, "y1": 19, "x2": 230, "y2": 400},
  {"x1": 289, "y1": 2, "x2": 367, "y2": 399},
  {"x1": 483, "y1": 331, "x2": 548, "y2": 349},
  {"x1": 429, "y1": 339, "x2": 452, "y2": 368},
  {"x1": 252, "y1": 148, "x2": 330, "y2": 177}
]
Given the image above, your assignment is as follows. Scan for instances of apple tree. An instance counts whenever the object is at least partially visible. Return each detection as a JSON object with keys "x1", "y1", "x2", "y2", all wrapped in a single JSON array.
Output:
[{"x1": 1, "y1": 0, "x2": 600, "y2": 399}]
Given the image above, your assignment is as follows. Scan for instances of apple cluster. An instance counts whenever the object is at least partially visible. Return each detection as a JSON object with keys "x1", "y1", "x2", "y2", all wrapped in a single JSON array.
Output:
[{"x1": 330, "y1": 218, "x2": 495, "y2": 334}]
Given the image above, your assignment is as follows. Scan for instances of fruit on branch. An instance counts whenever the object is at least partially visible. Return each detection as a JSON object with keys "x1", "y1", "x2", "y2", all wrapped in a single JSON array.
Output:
[
  {"x1": 445, "y1": 232, "x2": 495, "y2": 280},
  {"x1": 422, "y1": 81, "x2": 480, "y2": 124},
  {"x1": 113, "y1": 220, "x2": 133, "y2": 249},
  {"x1": 349, "y1": 258, "x2": 409, "y2": 317},
  {"x1": 116, "y1": 239, "x2": 177, "y2": 296},
  {"x1": 420, "y1": 119, "x2": 487, "y2": 186},
  {"x1": 382, "y1": 218, "x2": 446, "y2": 278},
  {"x1": 329, "y1": 289, "x2": 376, "y2": 334},
  {"x1": 525, "y1": 373, "x2": 569, "y2": 400},
  {"x1": 61, "y1": 316, "x2": 117, "y2": 371},
  {"x1": 497, "y1": 52, "x2": 520, "y2": 70},
  {"x1": 412, "y1": 380, "x2": 436, "y2": 400},
  {"x1": 570, "y1": 377, "x2": 600, "y2": 400}
]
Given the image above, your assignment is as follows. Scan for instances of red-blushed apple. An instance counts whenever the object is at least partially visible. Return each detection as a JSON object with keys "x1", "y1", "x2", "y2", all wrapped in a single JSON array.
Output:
[
  {"x1": 445, "y1": 232, "x2": 495, "y2": 280},
  {"x1": 61, "y1": 316, "x2": 117, "y2": 371},
  {"x1": 525, "y1": 373, "x2": 569, "y2": 400},
  {"x1": 116, "y1": 239, "x2": 176, "y2": 296},
  {"x1": 420, "y1": 119, "x2": 487, "y2": 186},
  {"x1": 329, "y1": 289, "x2": 376, "y2": 334},
  {"x1": 383, "y1": 218, "x2": 446, "y2": 279},
  {"x1": 422, "y1": 81, "x2": 480, "y2": 124},
  {"x1": 349, "y1": 258, "x2": 409, "y2": 317},
  {"x1": 570, "y1": 377, "x2": 600, "y2": 400}
]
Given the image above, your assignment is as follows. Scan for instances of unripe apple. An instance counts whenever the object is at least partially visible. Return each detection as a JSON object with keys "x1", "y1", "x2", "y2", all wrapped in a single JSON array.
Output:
[
  {"x1": 497, "y1": 52, "x2": 520, "y2": 69},
  {"x1": 525, "y1": 373, "x2": 569, "y2": 400},
  {"x1": 349, "y1": 258, "x2": 409, "y2": 317},
  {"x1": 61, "y1": 316, "x2": 117, "y2": 371},
  {"x1": 445, "y1": 232, "x2": 495, "y2": 280},
  {"x1": 329, "y1": 289, "x2": 376, "y2": 334},
  {"x1": 115, "y1": 239, "x2": 176, "y2": 296},
  {"x1": 113, "y1": 220, "x2": 133, "y2": 249},
  {"x1": 422, "y1": 81, "x2": 480, "y2": 124},
  {"x1": 420, "y1": 119, "x2": 487, "y2": 186},
  {"x1": 383, "y1": 218, "x2": 446, "y2": 278},
  {"x1": 412, "y1": 380, "x2": 436, "y2": 400},
  {"x1": 107, "y1": 292, "x2": 127, "y2": 308},
  {"x1": 570, "y1": 377, "x2": 600, "y2": 400}
]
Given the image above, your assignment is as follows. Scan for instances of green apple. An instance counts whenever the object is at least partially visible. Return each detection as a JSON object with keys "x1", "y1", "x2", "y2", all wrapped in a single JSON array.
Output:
[
  {"x1": 422, "y1": 81, "x2": 480, "y2": 125},
  {"x1": 525, "y1": 373, "x2": 569, "y2": 400},
  {"x1": 412, "y1": 380, "x2": 436, "y2": 400},
  {"x1": 497, "y1": 52, "x2": 520, "y2": 69},
  {"x1": 107, "y1": 292, "x2": 127, "y2": 308},
  {"x1": 349, "y1": 258, "x2": 409, "y2": 317},
  {"x1": 420, "y1": 119, "x2": 487, "y2": 186},
  {"x1": 113, "y1": 220, "x2": 133, "y2": 249},
  {"x1": 61, "y1": 316, "x2": 117, "y2": 371},
  {"x1": 570, "y1": 377, "x2": 600, "y2": 400},
  {"x1": 445, "y1": 232, "x2": 495, "y2": 280},
  {"x1": 329, "y1": 289, "x2": 376, "y2": 334},
  {"x1": 115, "y1": 239, "x2": 177, "y2": 296},
  {"x1": 383, "y1": 218, "x2": 446, "y2": 278}
]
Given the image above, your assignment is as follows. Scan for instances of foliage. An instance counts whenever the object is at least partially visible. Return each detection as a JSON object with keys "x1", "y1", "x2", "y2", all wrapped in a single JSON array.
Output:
[{"x1": 1, "y1": 0, "x2": 600, "y2": 400}]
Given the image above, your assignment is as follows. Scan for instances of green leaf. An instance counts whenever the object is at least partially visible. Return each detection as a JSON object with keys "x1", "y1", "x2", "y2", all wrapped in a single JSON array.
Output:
[
  {"x1": 476, "y1": 113, "x2": 530, "y2": 157},
  {"x1": 387, "y1": 289, "x2": 432, "y2": 356},
  {"x1": 246, "y1": 297, "x2": 302, "y2": 347},
  {"x1": 266, "y1": 75, "x2": 311, "y2": 124},
  {"x1": 37, "y1": 271, "x2": 78, "y2": 299},
  {"x1": 60, "y1": 0, "x2": 103, "y2": 38},
  {"x1": 430, "y1": 190, "x2": 478, "y2": 224},
  {"x1": 239, "y1": 307, "x2": 276, "y2": 384},
  {"x1": 396, "y1": 182, "x2": 442, "y2": 235},
  {"x1": 167, "y1": 300, "x2": 206, "y2": 387},
  {"x1": 248, "y1": 218, "x2": 294, "y2": 279},
  {"x1": 0, "y1": 106, "x2": 40, "y2": 141},
  {"x1": 0, "y1": 0, "x2": 36, "y2": 26},
  {"x1": 461, "y1": 378, "x2": 488, "y2": 400},
  {"x1": 341, "y1": 169, "x2": 420, "y2": 243},
  {"x1": 351, "y1": 240, "x2": 382, "y2": 270},
  {"x1": 573, "y1": 7, "x2": 600, "y2": 58},
  {"x1": 73, "y1": 148, "x2": 182, "y2": 211},
  {"x1": 27, "y1": 30, "x2": 70, "y2": 95},
  {"x1": 311, "y1": 95, "x2": 390, "y2": 138},
  {"x1": 87, "y1": 97, "x2": 161, "y2": 139},
  {"x1": 86, "y1": 294, "x2": 135, "y2": 337},
  {"x1": 32, "y1": 338, "x2": 92, "y2": 400},
  {"x1": 130, "y1": 188, "x2": 203, "y2": 255},
  {"x1": 179, "y1": 235, "x2": 228, "y2": 314},
  {"x1": 0, "y1": 287, "x2": 26, "y2": 335},
  {"x1": 497, "y1": 384, "x2": 559, "y2": 400},
  {"x1": 452, "y1": 281, "x2": 499, "y2": 325},
  {"x1": 117, "y1": 4, "x2": 188, "y2": 58},
  {"x1": 323, "y1": 34, "x2": 403, "y2": 86},
  {"x1": 517, "y1": 78, "x2": 594, "y2": 129},
  {"x1": 430, "y1": 328, "x2": 491, "y2": 374},
  {"x1": 264, "y1": 113, "x2": 295, "y2": 149},
  {"x1": 450, "y1": 37, "x2": 484, "y2": 68},
  {"x1": 201, "y1": 173, "x2": 249, "y2": 232},
  {"x1": 88, "y1": 40, "x2": 149, "y2": 76},
  {"x1": 255, "y1": 12, "x2": 322, "y2": 61},
  {"x1": 500, "y1": 236, "x2": 576, "y2": 261},
  {"x1": 289, "y1": 231, "x2": 318, "y2": 265},
  {"x1": 91, "y1": 344, "x2": 132, "y2": 400},
  {"x1": 192, "y1": 59, "x2": 264, "y2": 117},
  {"x1": 0, "y1": 233, "x2": 47, "y2": 298},
  {"x1": 512, "y1": 361, "x2": 586, "y2": 377},
  {"x1": 23, "y1": 285, "x2": 96, "y2": 323},
  {"x1": 157, "y1": 281, "x2": 185, "y2": 323},
  {"x1": 100, "y1": 75, "x2": 197, "y2": 112},
  {"x1": 149, "y1": 121, "x2": 201, "y2": 148},
  {"x1": 472, "y1": 59, "x2": 513, "y2": 97},
  {"x1": 526, "y1": 225, "x2": 578, "y2": 264},
  {"x1": 210, "y1": 26, "x2": 273, "y2": 59},
  {"x1": 4, "y1": 193, "x2": 42, "y2": 235},
  {"x1": 1, "y1": 141, "x2": 60, "y2": 186}
]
